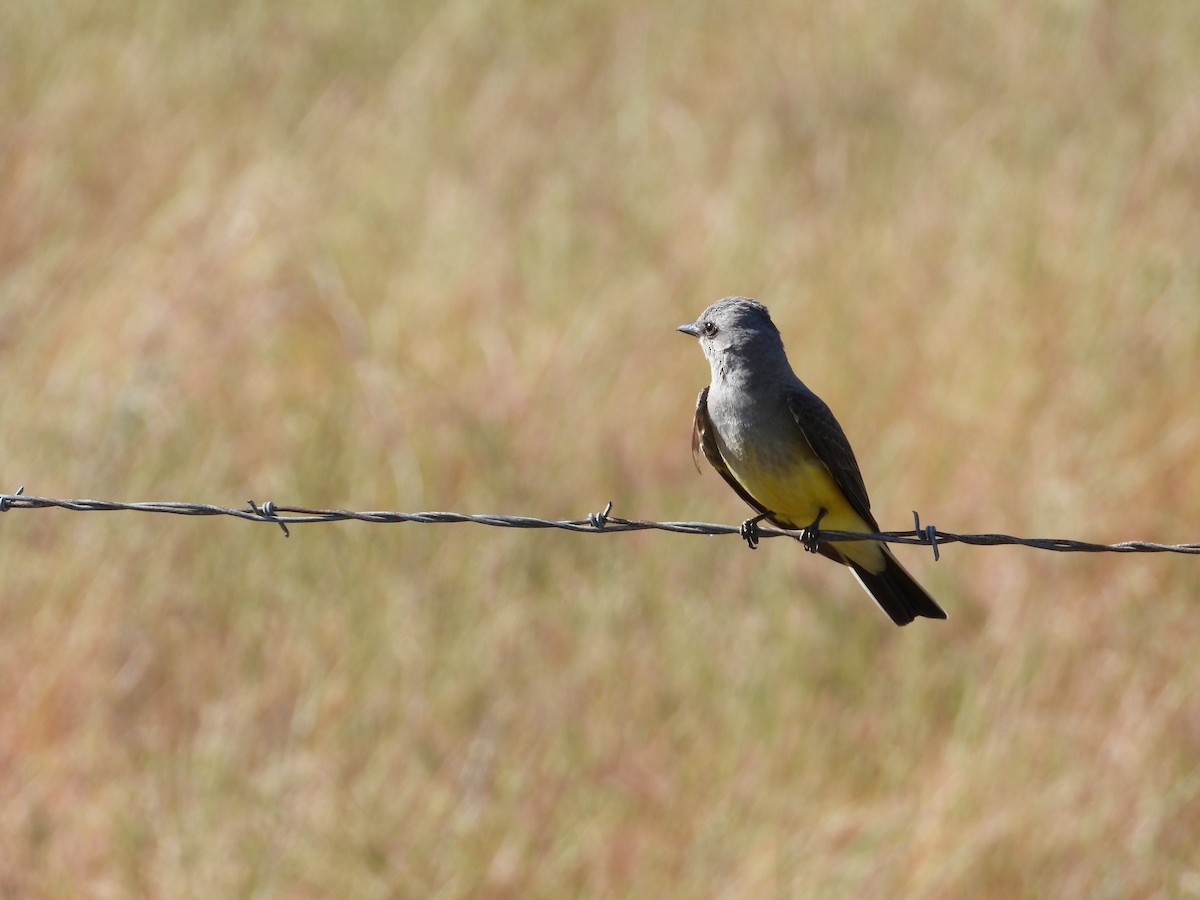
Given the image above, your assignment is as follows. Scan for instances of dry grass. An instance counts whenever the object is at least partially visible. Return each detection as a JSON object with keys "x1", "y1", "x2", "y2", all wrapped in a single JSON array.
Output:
[{"x1": 3, "y1": 0, "x2": 1200, "y2": 895}]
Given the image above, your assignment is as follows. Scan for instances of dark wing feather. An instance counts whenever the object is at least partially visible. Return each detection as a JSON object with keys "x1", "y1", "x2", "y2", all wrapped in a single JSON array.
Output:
[
  {"x1": 692, "y1": 387, "x2": 772, "y2": 518},
  {"x1": 784, "y1": 387, "x2": 880, "y2": 531}
]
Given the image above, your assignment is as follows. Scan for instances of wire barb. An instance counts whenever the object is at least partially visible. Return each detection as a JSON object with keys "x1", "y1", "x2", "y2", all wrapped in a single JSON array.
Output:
[
  {"x1": 0, "y1": 485, "x2": 25, "y2": 513},
  {"x1": 913, "y1": 510, "x2": 940, "y2": 562},
  {"x1": 588, "y1": 501, "x2": 613, "y2": 531},
  {"x1": 247, "y1": 499, "x2": 290, "y2": 537},
  {"x1": 0, "y1": 491, "x2": 1198, "y2": 555}
]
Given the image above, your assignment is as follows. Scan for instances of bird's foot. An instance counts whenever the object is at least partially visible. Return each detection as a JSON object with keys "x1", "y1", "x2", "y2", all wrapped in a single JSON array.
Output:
[
  {"x1": 800, "y1": 508, "x2": 827, "y2": 554},
  {"x1": 739, "y1": 513, "x2": 771, "y2": 550}
]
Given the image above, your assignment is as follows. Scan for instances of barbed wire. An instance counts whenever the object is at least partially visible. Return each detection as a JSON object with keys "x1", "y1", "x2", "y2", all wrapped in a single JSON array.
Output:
[{"x1": 2, "y1": 487, "x2": 1197, "y2": 558}]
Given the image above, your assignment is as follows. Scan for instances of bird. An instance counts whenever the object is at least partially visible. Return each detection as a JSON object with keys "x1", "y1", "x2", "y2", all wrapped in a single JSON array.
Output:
[{"x1": 677, "y1": 296, "x2": 946, "y2": 626}]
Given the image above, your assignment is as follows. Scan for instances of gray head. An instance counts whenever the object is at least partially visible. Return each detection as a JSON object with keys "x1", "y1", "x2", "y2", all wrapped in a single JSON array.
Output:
[{"x1": 677, "y1": 296, "x2": 791, "y2": 378}]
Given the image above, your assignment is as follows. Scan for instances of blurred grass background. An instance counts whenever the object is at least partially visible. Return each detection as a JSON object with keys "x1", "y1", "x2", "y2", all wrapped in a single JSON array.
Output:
[{"x1": 3, "y1": 0, "x2": 1200, "y2": 895}]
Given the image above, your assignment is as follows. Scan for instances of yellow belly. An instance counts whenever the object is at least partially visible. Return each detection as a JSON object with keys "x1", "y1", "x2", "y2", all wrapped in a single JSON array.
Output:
[{"x1": 726, "y1": 447, "x2": 885, "y2": 572}]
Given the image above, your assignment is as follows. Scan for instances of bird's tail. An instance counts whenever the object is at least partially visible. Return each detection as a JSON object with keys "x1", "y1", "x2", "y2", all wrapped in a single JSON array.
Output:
[{"x1": 847, "y1": 546, "x2": 947, "y2": 627}]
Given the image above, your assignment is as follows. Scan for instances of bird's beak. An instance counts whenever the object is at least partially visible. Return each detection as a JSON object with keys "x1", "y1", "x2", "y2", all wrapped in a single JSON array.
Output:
[{"x1": 676, "y1": 321, "x2": 702, "y2": 338}]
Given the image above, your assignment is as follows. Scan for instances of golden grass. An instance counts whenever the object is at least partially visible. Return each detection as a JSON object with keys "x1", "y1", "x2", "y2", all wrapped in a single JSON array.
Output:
[{"x1": 3, "y1": 0, "x2": 1200, "y2": 895}]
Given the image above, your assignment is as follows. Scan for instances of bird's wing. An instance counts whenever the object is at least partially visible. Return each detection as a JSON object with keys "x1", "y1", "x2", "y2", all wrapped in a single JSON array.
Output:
[
  {"x1": 784, "y1": 386, "x2": 880, "y2": 531},
  {"x1": 692, "y1": 386, "x2": 772, "y2": 518}
]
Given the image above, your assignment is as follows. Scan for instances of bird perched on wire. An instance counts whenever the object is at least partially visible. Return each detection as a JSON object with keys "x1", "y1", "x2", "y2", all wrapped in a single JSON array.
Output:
[{"x1": 678, "y1": 296, "x2": 946, "y2": 626}]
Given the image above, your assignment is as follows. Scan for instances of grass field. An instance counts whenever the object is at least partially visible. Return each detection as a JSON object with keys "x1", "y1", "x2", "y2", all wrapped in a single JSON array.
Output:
[{"x1": 3, "y1": 0, "x2": 1200, "y2": 895}]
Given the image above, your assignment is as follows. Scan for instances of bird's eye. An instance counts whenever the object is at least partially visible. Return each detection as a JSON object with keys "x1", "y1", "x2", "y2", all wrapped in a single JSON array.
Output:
[{"x1": 702, "y1": 321, "x2": 718, "y2": 336}]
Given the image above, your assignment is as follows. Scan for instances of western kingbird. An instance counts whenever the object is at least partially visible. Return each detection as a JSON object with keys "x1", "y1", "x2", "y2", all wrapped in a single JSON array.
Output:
[{"x1": 678, "y1": 296, "x2": 946, "y2": 626}]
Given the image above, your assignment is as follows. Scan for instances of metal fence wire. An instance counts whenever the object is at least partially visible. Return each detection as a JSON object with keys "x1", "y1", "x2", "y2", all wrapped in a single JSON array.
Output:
[{"x1": 2, "y1": 488, "x2": 1197, "y2": 559}]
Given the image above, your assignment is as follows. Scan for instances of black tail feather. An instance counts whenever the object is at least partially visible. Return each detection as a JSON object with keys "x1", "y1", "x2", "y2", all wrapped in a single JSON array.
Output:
[{"x1": 848, "y1": 550, "x2": 946, "y2": 627}]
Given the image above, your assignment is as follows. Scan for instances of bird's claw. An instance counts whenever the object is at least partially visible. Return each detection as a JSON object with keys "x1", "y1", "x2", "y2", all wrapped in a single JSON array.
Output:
[
  {"x1": 739, "y1": 513, "x2": 769, "y2": 550},
  {"x1": 800, "y1": 508, "x2": 827, "y2": 554}
]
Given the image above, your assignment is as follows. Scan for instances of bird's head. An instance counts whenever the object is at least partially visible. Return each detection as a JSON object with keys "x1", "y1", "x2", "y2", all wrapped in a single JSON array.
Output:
[{"x1": 677, "y1": 296, "x2": 787, "y2": 374}]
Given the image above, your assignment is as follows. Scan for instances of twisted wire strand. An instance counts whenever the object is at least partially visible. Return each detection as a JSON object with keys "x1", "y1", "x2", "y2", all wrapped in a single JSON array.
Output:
[{"x1": 2, "y1": 489, "x2": 1197, "y2": 555}]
